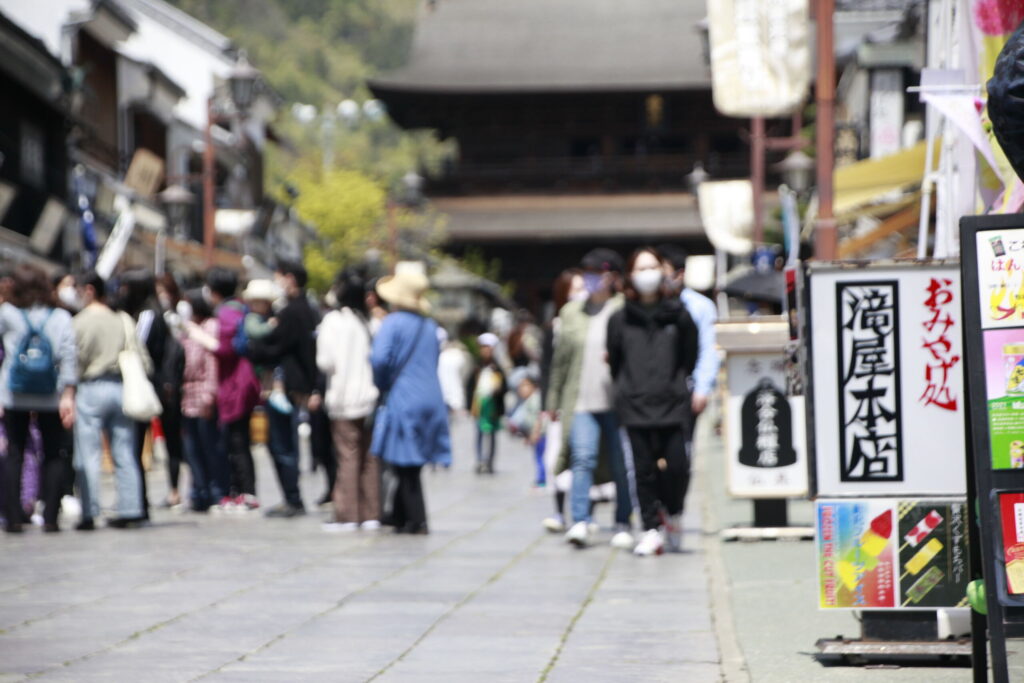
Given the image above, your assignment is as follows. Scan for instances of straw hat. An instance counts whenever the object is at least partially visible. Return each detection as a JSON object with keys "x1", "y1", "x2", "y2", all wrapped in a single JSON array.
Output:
[
  {"x1": 376, "y1": 261, "x2": 431, "y2": 314},
  {"x1": 241, "y1": 279, "x2": 281, "y2": 302}
]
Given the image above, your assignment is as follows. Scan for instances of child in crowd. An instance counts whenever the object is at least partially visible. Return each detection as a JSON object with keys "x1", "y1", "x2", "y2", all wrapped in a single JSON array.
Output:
[
  {"x1": 470, "y1": 332, "x2": 506, "y2": 474},
  {"x1": 240, "y1": 280, "x2": 290, "y2": 414},
  {"x1": 507, "y1": 372, "x2": 545, "y2": 486}
]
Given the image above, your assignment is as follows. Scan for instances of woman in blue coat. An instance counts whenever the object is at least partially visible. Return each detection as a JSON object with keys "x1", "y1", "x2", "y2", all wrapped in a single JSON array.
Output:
[{"x1": 370, "y1": 265, "x2": 451, "y2": 534}]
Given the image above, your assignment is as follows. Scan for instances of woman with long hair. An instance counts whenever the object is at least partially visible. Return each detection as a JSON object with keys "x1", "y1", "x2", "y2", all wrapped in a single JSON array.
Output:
[
  {"x1": 318, "y1": 267, "x2": 381, "y2": 532},
  {"x1": 607, "y1": 247, "x2": 698, "y2": 556}
]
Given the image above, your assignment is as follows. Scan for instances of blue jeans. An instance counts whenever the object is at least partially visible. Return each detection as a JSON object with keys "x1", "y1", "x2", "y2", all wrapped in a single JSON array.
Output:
[
  {"x1": 569, "y1": 411, "x2": 632, "y2": 526},
  {"x1": 74, "y1": 378, "x2": 141, "y2": 520},
  {"x1": 183, "y1": 416, "x2": 228, "y2": 508},
  {"x1": 267, "y1": 404, "x2": 303, "y2": 508}
]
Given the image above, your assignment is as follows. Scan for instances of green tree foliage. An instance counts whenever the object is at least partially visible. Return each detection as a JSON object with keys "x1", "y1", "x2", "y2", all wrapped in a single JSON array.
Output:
[
  {"x1": 167, "y1": 0, "x2": 455, "y2": 287},
  {"x1": 289, "y1": 169, "x2": 386, "y2": 291}
]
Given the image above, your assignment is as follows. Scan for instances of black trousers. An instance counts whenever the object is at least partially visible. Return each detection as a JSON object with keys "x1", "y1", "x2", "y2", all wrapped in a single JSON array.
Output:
[
  {"x1": 134, "y1": 421, "x2": 151, "y2": 519},
  {"x1": 162, "y1": 392, "x2": 184, "y2": 490},
  {"x1": 225, "y1": 416, "x2": 255, "y2": 497},
  {"x1": 310, "y1": 406, "x2": 336, "y2": 495},
  {"x1": 4, "y1": 410, "x2": 65, "y2": 527},
  {"x1": 626, "y1": 426, "x2": 690, "y2": 531},
  {"x1": 391, "y1": 465, "x2": 427, "y2": 532}
]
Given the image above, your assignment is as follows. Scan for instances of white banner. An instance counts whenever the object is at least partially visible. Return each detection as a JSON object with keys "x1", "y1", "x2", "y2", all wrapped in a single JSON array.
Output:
[
  {"x1": 725, "y1": 351, "x2": 808, "y2": 498},
  {"x1": 698, "y1": 180, "x2": 754, "y2": 256},
  {"x1": 808, "y1": 262, "x2": 966, "y2": 497},
  {"x1": 706, "y1": 0, "x2": 811, "y2": 118}
]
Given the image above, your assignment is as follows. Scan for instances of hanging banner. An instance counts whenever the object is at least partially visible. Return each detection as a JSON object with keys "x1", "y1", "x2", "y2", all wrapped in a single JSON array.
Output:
[
  {"x1": 817, "y1": 498, "x2": 970, "y2": 610},
  {"x1": 706, "y1": 0, "x2": 811, "y2": 117},
  {"x1": 725, "y1": 351, "x2": 808, "y2": 498},
  {"x1": 807, "y1": 262, "x2": 966, "y2": 497}
]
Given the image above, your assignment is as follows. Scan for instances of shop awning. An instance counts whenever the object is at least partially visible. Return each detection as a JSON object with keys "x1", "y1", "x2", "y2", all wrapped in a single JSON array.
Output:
[{"x1": 833, "y1": 141, "x2": 935, "y2": 219}]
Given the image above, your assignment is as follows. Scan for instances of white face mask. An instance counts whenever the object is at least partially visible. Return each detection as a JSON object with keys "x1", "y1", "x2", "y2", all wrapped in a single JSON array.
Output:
[
  {"x1": 568, "y1": 291, "x2": 589, "y2": 303},
  {"x1": 631, "y1": 269, "x2": 663, "y2": 296},
  {"x1": 158, "y1": 294, "x2": 172, "y2": 311},
  {"x1": 58, "y1": 285, "x2": 81, "y2": 311}
]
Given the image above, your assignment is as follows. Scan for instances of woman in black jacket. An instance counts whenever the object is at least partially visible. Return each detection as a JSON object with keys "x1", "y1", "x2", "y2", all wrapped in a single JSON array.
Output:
[{"x1": 607, "y1": 247, "x2": 698, "y2": 556}]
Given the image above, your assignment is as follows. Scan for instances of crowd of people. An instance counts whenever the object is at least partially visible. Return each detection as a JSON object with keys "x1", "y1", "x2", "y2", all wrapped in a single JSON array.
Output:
[{"x1": 0, "y1": 242, "x2": 717, "y2": 556}]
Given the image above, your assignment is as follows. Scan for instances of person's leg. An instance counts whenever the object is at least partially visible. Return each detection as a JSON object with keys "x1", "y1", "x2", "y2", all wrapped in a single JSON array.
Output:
[
  {"x1": 485, "y1": 430, "x2": 497, "y2": 471},
  {"x1": 627, "y1": 427, "x2": 661, "y2": 531},
  {"x1": 109, "y1": 384, "x2": 143, "y2": 519},
  {"x1": 398, "y1": 466, "x2": 426, "y2": 531},
  {"x1": 74, "y1": 383, "x2": 104, "y2": 523},
  {"x1": 202, "y1": 417, "x2": 229, "y2": 502},
  {"x1": 227, "y1": 417, "x2": 256, "y2": 497},
  {"x1": 267, "y1": 406, "x2": 302, "y2": 508},
  {"x1": 599, "y1": 412, "x2": 633, "y2": 527},
  {"x1": 534, "y1": 436, "x2": 546, "y2": 486},
  {"x1": 475, "y1": 425, "x2": 484, "y2": 466},
  {"x1": 163, "y1": 396, "x2": 184, "y2": 496},
  {"x1": 656, "y1": 427, "x2": 690, "y2": 518},
  {"x1": 359, "y1": 442, "x2": 381, "y2": 525},
  {"x1": 329, "y1": 418, "x2": 359, "y2": 523},
  {"x1": 133, "y1": 421, "x2": 150, "y2": 519},
  {"x1": 2, "y1": 410, "x2": 30, "y2": 530},
  {"x1": 311, "y1": 408, "x2": 335, "y2": 500},
  {"x1": 569, "y1": 412, "x2": 600, "y2": 524},
  {"x1": 182, "y1": 417, "x2": 209, "y2": 509},
  {"x1": 35, "y1": 412, "x2": 65, "y2": 527},
  {"x1": 389, "y1": 464, "x2": 406, "y2": 528}
]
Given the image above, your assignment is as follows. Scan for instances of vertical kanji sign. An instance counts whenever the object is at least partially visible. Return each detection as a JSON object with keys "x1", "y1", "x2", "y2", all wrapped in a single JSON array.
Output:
[{"x1": 807, "y1": 262, "x2": 966, "y2": 497}]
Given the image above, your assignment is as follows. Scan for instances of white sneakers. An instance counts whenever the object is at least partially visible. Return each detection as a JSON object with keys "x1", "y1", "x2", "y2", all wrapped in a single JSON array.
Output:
[
  {"x1": 564, "y1": 521, "x2": 600, "y2": 547},
  {"x1": 633, "y1": 529, "x2": 665, "y2": 556},
  {"x1": 543, "y1": 516, "x2": 566, "y2": 533},
  {"x1": 610, "y1": 526, "x2": 634, "y2": 549},
  {"x1": 361, "y1": 520, "x2": 382, "y2": 531}
]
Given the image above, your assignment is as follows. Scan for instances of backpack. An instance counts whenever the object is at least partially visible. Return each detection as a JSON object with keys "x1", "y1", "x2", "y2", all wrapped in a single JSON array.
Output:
[
  {"x1": 9, "y1": 309, "x2": 57, "y2": 395},
  {"x1": 230, "y1": 303, "x2": 251, "y2": 357}
]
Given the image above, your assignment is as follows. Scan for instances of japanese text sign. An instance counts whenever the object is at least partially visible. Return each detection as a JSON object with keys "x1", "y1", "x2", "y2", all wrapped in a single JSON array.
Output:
[{"x1": 808, "y1": 264, "x2": 966, "y2": 497}]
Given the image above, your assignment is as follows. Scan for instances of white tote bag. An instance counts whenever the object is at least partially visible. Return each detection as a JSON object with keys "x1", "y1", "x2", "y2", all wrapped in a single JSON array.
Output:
[{"x1": 118, "y1": 312, "x2": 162, "y2": 421}]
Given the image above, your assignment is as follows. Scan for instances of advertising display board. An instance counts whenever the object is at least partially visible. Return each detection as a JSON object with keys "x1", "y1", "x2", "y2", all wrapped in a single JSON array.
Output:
[
  {"x1": 816, "y1": 498, "x2": 969, "y2": 610},
  {"x1": 960, "y1": 214, "x2": 1024, "y2": 680},
  {"x1": 806, "y1": 262, "x2": 966, "y2": 497},
  {"x1": 725, "y1": 352, "x2": 808, "y2": 498}
]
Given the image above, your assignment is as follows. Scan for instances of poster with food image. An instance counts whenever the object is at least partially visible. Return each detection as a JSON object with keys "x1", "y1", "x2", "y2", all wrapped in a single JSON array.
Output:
[
  {"x1": 817, "y1": 499, "x2": 969, "y2": 609},
  {"x1": 982, "y1": 328, "x2": 1024, "y2": 469},
  {"x1": 976, "y1": 228, "x2": 1024, "y2": 329},
  {"x1": 999, "y1": 493, "x2": 1024, "y2": 595}
]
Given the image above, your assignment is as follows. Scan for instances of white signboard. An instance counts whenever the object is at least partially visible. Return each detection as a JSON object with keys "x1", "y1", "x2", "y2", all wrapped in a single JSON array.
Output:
[
  {"x1": 726, "y1": 351, "x2": 808, "y2": 498},
  {"x1": 809, "y1": 263, "x2": 966, "y2": 497},
  {"x1": 870, "y1": 69, "x2": 904, "y2": 159},
  {"x1": 706, "y1": 0, "x2": 811, "y2": 118}
]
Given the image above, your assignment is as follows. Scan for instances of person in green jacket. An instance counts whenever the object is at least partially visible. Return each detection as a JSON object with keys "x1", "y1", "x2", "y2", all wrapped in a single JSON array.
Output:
[{"x1": 546, "y1": 248, "x2": 634, "y2": 549}]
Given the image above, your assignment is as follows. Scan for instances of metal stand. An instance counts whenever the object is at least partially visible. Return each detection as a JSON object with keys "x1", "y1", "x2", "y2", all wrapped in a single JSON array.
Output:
[
  {"x1": 816, "y1": 611, "x2": 971, "y2": 665},
  {"x1": 720, "y1": 498, "x2": 814, "y2": 541}
]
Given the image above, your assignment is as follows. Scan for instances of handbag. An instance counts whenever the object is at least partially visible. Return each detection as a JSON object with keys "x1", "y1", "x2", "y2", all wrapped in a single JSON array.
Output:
[
  {"x1": 370, "y1": 317, "x2": 427, "y2": 457},
  {"x1": 118, "y1": 312, "x2": 163, "y2": 421}
]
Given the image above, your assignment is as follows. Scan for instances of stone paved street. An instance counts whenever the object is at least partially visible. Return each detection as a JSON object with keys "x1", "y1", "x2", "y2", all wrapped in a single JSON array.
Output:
[{"x1": 0, "y1": 417, "x2": 719, "y2": 682}]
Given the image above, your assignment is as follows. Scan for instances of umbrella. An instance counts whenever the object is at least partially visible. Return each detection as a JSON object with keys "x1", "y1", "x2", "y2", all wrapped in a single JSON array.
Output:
[{"x1": 722, "y1": 266, "x2": 785, "y2": 305}]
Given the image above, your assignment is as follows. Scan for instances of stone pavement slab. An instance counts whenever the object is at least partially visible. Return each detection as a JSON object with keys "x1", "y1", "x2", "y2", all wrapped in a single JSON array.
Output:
[{"x1": 0, "y1": 417, "x2": 722, "y2": 682}]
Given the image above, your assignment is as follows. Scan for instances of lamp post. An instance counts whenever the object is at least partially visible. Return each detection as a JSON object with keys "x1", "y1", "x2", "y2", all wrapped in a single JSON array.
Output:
[
  {"x1": 773, "y1": 150, "x2": 815, "y2": 195},
  {"x1": 203, "y1": 52, "x2": 261, "y2": 268}
]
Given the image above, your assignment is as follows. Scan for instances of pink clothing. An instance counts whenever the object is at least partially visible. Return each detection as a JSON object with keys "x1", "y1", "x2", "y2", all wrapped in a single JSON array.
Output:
[
  {"x1": 182, "y1": 318, "x2": 219, "y2": 418},
  {"x1": 214, "y1": 301, "x2": 260, "y2": 425}
]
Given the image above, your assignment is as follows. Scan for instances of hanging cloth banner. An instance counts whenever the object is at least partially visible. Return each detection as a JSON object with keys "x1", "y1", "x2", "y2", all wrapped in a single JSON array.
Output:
[{"x1": 706, "y1": 0, "x2": 811, "y2": 118}]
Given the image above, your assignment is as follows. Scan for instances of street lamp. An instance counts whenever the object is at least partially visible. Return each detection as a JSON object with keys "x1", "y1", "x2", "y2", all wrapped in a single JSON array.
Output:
[
  {"x1": 157, "y1": 183, "x2": 194, "y2": 275},
  {"x1": 228, "y1": 51, "x2": 260, "y2": 113},
  {"x1": 204, "y1": 52, "x2": 262, "y2": 267},
  {"x1": 773, "y1": 150, "x2": 815, "y2": 195}
]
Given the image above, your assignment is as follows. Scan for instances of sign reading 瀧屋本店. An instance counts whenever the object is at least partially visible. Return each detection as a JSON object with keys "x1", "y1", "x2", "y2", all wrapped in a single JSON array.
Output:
[{"x1": 807, "y1": 262, "x2": 966, "y2": 497}]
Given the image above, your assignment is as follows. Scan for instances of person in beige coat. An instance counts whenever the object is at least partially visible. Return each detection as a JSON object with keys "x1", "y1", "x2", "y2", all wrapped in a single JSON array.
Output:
[{"x1": 317, "y1": 268, "x2": 380, "y2": 531}]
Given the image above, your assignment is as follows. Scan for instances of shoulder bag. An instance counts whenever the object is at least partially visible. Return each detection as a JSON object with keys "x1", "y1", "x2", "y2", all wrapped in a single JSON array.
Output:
[{"x1": 119, "y1": 312, "x2": 163, "y2": 421}]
